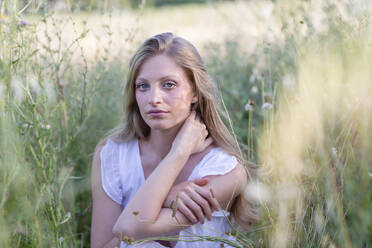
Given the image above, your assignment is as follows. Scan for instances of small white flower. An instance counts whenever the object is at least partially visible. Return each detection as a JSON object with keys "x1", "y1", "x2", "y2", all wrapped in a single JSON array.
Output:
[
  {"x1": 250, "y1": 86, "x2": 259, "y2": 95},
  {"x1": 331, "y1": 147, "x2": 337, "y2": 157},
  {"x1": 40, "y1": 121, "x2": 51, "y2": 130},
  {"x1": 58, "y1": 237, "x2": 64, "y2": 244},
  {"x1": 245, "y1": 103, "x2": 253, "y2": 111},
  {"x1": 261, "y1": 102, "x2": 273, "y2": 110},
  {"x1": 22, "y1": 123, "x2": 29, "y2": 128}
]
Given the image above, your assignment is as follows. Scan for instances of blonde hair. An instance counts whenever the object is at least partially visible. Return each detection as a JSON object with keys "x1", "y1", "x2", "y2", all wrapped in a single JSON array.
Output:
[{"x1": 100, "y1": 32, "x2": 259, "y2": 230}]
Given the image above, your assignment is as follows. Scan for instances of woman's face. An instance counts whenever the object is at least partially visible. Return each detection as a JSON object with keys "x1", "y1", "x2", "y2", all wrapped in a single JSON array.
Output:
[{"x1": 135, "y1": 54, "x2": 197, "y2": 131}]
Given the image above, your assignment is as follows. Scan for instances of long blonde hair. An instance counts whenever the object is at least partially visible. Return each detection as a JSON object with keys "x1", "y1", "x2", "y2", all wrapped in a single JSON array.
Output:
[{"x1": 100, "y1": 32, "x2": 259, "y2": 230}]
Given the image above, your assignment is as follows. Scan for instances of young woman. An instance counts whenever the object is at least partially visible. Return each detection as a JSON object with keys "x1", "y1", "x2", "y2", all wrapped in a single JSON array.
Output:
[{"x1": 91, "y1": 32, "x2": 258, "y2": 248}]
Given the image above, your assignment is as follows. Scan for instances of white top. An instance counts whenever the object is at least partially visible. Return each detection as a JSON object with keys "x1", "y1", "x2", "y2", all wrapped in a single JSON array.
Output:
[{"x1": 100, "y1": 138, "x2": 239, "y2": 248}]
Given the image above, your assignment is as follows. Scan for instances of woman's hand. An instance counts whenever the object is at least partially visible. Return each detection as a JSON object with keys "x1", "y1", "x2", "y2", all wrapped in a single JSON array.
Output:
[
  {"x1": 163, "y1": 178, "x2": 220, "y2": 224},
  {"x1": 171, "y1": 111, "x2": 213, "y2": 156}
]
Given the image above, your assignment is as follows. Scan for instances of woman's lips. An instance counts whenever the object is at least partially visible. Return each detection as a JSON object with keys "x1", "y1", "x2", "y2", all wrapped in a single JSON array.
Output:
[{"x1": 147, "y1": 110, "x2": 169, "y2": 117}]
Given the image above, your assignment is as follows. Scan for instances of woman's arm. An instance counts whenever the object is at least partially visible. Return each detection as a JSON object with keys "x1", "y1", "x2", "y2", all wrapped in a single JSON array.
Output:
[
  {"x1": 91, "y1": 146, "x2": 122, "y2": 248},
  {"x1": 91, "y1": 145, "x2": 192, "y2": 248},
  {"x1": 161, "y1": 162, "x2": 247, "y2": 225},
  {"x1": 112, "y1": 146, "x2": 195, "y2": 239},
  {"x1": 112, "y1": 112, "x2": 213, "y2": 240},
  {"x1": 113, "y1": 161, "x2": 247, "y2": 241}
]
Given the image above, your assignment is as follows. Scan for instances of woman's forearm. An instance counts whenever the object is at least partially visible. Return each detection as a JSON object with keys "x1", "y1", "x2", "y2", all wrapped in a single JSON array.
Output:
[{"x1": 112, "y1": 148, "x2": 189, "y2": 237}]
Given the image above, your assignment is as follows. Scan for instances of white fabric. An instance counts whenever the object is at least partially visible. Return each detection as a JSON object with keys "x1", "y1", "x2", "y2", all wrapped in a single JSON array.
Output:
[{"x1": 100, "y1": 139, "x2": 239, "y2": 248}]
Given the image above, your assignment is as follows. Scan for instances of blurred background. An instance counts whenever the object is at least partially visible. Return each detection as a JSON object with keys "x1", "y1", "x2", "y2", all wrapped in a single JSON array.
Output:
[{"x1": 0, "y1": 0, "x2": 371, "y2": 247}]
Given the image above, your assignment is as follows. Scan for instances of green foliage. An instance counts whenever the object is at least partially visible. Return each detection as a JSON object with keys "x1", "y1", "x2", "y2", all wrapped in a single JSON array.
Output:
[{"x1": 0, "y1": 0, "x2": 371, "y2": 247}]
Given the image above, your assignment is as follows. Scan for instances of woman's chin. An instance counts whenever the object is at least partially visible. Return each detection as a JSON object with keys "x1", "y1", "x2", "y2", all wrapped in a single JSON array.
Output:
[
  {"x1": 146, "y1": 120, "x2": 172, "y2": 131},
  {"x1": 146, "y1": 119, "x2": 182, "y2": 132}
]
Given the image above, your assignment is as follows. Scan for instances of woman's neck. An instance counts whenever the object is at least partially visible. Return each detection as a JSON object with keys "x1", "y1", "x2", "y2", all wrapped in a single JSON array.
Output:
[{"x1": 145, "y1": 124, "x2": 183, "y2": 160}]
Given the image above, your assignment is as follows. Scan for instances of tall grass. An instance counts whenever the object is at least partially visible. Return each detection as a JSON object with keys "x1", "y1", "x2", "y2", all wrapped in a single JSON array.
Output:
[
  {"x1": 256, "y1": 38, "x2": 372, "y2": 248},
  {"x1": 1, "y1": 0, "x2": 371, "y2": 247}
]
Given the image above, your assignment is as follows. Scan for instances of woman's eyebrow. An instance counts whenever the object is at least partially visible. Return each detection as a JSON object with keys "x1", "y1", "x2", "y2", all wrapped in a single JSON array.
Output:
[
  {"x1": 135, "y1": 77, "x2": 148, "y2": 83},
  {"x1": 159, "y1": 76, "x2": 179, "y2": 81},
  {"x1": 136, "y1": 75, "x2": 180, "y2": 83}
]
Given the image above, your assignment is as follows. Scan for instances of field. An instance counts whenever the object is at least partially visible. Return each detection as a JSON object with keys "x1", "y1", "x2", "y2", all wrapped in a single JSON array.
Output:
[{"x1": 0, "y1": 0, "x2": 371, "y2": 247}]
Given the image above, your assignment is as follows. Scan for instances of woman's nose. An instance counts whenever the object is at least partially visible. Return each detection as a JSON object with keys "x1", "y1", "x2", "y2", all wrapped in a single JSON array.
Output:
[{"x1": 148, "y1": 86, "x2": 163, "y2": 105}]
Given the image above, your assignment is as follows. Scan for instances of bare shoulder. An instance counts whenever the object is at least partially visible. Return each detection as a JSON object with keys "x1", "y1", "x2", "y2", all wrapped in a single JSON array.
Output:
[{"x1": 231, "y1": 162, "x2": 248, "y2": 186}]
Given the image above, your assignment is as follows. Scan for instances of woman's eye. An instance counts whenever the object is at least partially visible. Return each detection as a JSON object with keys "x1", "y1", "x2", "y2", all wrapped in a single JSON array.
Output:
[
  {"x1": 136, "y1": 83, "x2": 149, "y2": 90},
  {"x1": 164, "y1": 81, "x2": 176, "y2": 89}
]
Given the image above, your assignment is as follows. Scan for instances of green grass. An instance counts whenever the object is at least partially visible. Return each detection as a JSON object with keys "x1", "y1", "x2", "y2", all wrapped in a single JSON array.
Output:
[{"x1": 1, "y1": 0, "x2": 371, "y2": 247}]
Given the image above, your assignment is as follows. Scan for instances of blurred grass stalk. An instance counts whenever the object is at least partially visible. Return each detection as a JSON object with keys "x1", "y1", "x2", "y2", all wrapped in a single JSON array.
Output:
[{"x1": 258, "y1": 35, "x2": 372, "y2": 247}]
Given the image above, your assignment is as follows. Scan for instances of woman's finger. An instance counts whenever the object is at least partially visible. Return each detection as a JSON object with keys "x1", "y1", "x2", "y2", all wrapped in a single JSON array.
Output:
[
  {"x1": 186, "y1": 186, "x2": 213, "y2": 221},
  {"x1": 180, "y1": 192, "x2": 205, "y2": 224},
  {"x1": 192, "y1": 178, "x2": 209, "y2": 187},
  {"x1": 194, "y1": 184, "x2": 220, "y2": 212},
  {"x1": 177, "y1": 201, "x2": 198, "y2": 224}
]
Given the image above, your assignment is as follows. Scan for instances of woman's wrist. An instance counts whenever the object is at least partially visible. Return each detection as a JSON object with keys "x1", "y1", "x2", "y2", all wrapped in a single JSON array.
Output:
[{"x1": 169, "y1": 145, "x2": 191, "y2": 159}]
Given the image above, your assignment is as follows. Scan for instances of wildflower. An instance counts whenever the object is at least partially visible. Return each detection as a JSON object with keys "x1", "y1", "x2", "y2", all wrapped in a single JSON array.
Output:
[
  {"x1": 22, "y1": 123, "x2": 29, "y2": 128},
  {"x1": 40, "y1": 120, "x2": 51, "y2": 130},
  {"x1": 250, "y1": 86, "x2": 259, "y2": 95},
  {"x1": 58, "y1": 237, "x2": 64, "y2": 244},
  {"x1": 331, "y1": 147, "x2": 337, "y2": 157},
  {"x1": 261, "y1": 102, "x2": 273, "y2": 110},
  {"x1": 245, "y1": 103, "x2": 253, "y2": 111},
  {"x1": 245, "y1": 100, "x2": 255, "y2": 111},
  {"x1": 19, "y1": 20, "x2": 28, "y2": 26},
  {"x1": 122, "y1": 236, "x2": 133, "y2": 244}
]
